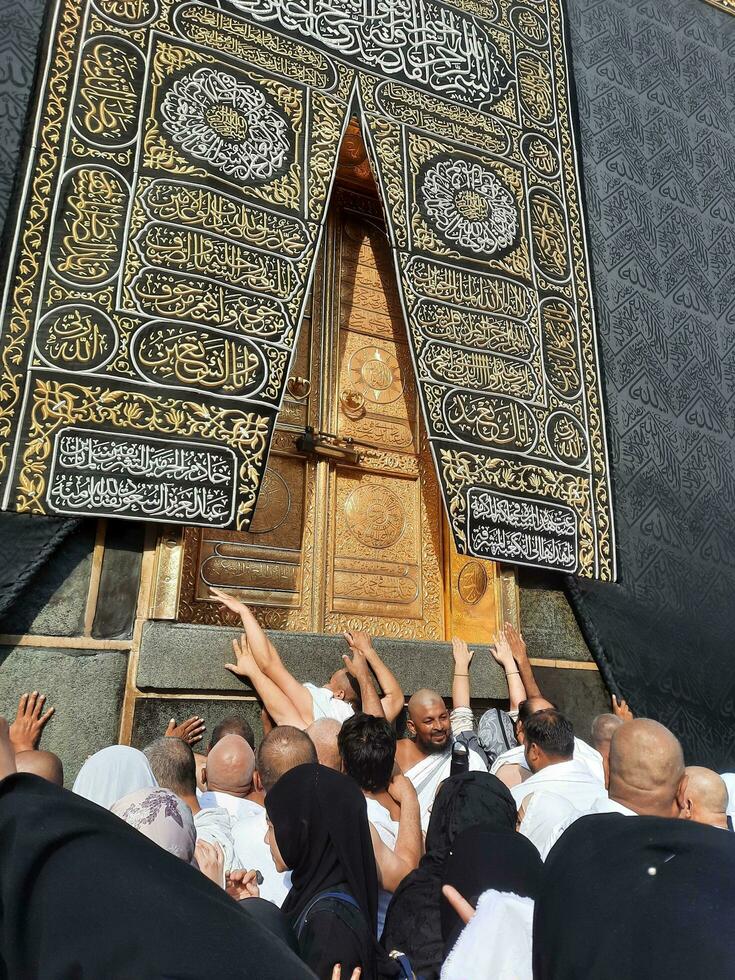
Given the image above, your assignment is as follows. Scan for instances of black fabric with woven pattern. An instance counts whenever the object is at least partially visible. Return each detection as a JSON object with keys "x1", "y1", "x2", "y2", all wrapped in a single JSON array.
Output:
[{"x1": 564, "y1": 0, "x2": 735, "y2": 767}]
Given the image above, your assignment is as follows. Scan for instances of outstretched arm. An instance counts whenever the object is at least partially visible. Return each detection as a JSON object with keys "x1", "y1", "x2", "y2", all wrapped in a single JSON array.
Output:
[
  {"x1": 345, "y1": 631, "x2": 404, "y2": 723},
  {"x1": 490, "y1": 629, "x2": 526, "y2": 713},
  {"x1": 505, "y1": 623, "x2": 542, "y2": 701},
  {"x1": 343, "y1": 647, "x2": 384, "y2": 719},
  {"x1": 225, "y1": 635, "x2": 309, "y2": 728},
  {"x1": 214, "y1": 588, "x2": 314, "y2": 724},
  {"x1": 451, "y1": 638, "x2": 474, "y2": 710}
]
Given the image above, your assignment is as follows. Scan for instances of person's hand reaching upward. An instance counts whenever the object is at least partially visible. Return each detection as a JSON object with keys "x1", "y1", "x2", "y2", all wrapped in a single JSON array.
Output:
[
  {"x1": 451, "y1": 637, "x2": 474, "y2": 673},
  {"x1": 164, "y1": 715, "x2": 205, "y2": 746},
  {"x1": 9, "y1": 692, "x2": 55, "y2": 752},
  {"x1": 225, "y1": 634, "x2": 258, "y2": 679}
]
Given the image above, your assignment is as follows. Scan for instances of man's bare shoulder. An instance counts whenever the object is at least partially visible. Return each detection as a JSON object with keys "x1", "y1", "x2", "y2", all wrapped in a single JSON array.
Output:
[{"x1": 395, "y1": 738, "x2": 424, "y2": 772}]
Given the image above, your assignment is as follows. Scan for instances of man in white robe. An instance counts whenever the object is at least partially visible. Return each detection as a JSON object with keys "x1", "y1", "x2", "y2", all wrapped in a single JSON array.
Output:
[
  {"x1": 144, "y1": 735, "x2": 237, "y2": 871},
  {"x1": 396, "y1": 689, "x2": 486, "y2": 832},
  {"x1": 199, "y1": 733, "x2": 262, "y2": 822},
  {"x1": 511, "y1": 709, "x2": 607, "y2": 814},
  {"x1": 491, "y1": 696, "x2": 605, "y2": 788},
  {"x1": 524, "y1": 717, "x2": 688, "y2": 858}
]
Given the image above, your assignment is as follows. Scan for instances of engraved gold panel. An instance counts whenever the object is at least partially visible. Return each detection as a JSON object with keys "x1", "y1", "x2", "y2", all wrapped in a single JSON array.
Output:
[{"x1": 177, "y1": 148, "x2": 501, "y2": 641}]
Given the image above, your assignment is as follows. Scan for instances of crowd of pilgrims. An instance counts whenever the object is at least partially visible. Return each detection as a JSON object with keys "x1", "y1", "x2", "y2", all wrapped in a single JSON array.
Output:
[{"x1": 3, "y1": 587, "x2": 735, "y2": 979}]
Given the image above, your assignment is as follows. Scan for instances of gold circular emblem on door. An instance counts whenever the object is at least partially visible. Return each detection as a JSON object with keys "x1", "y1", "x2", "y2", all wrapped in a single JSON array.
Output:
[
  {"x1": 457, "y1": 561, "x2": 488, "y2": 605},
  {"x1": 344, "y1": 484, "x2": 405, "y2": 549}
]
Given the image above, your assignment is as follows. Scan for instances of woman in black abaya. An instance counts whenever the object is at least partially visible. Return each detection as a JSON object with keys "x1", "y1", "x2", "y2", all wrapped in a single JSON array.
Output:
[
  {"x1": 265, "y1": 762, "x2": 397, "y2": 980},
  {"x1": 381, "y1": 770, "x2": 520, "y2": 979}
]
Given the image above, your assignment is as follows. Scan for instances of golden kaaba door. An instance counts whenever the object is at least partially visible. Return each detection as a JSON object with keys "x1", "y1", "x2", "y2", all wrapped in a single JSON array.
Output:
[{"x1": 175, "y1": 176, "x2": 509, "y2": 640}]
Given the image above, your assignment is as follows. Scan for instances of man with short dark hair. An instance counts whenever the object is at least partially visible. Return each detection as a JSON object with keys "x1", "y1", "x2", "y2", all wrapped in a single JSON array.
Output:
[
  {"x1": 144, "y1": 736, "x2": 236, "y2": 869},
  {"x1": 231, "y1": 726, "x2": 317, "y2": 905},
  {"x1": 338, "y1": 714, "x2": 422, "y2": 934},
  {"x1": 209, "y1": 716, "x2": 256, "y2": 752},
  {"x1": 511, "y1": 709, "x2": 607, "y2": 811}
]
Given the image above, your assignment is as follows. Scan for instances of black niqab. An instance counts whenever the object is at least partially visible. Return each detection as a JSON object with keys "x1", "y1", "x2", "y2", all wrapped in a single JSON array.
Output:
[
  {"x1": 534, "y1": 812, "x2": 735, "y2": 979},
  {"x1": 0, "y1": 773, "x2": 316, "y2": 979},
  {"x1": 381, "y1": 771, "x2": 517, "y2": 980}
]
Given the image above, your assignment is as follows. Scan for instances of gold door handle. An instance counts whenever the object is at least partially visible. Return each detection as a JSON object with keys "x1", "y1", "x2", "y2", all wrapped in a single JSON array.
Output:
[
  {"x1": 287, "y1": 376, "x2": 311, "y2": 401},
  {"x1": 340, "y1": 388, "x2": 365, "y2": 419}
]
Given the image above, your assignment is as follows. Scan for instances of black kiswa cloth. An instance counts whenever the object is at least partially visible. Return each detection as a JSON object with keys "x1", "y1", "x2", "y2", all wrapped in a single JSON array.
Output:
[
  {"x1": 533, "y1": 812, "x2": 735, "y2": 980},
  {"x1": 381, "y1": 771, "x2": 517, "y2": 980},
  {"x1": 265, "y1": 763, "x2": 397, "y2": 980},
  {"x1": 0, "y1": 773, "x2": 316, "y2": 980}
]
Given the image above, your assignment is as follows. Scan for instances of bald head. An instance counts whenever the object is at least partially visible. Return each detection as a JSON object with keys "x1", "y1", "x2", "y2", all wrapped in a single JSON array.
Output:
[
  {"x1": 683, "y1": 766, "x2": 729, "y2": 830},
  {"x1": 407, "y1": 689, "x2": 450, "y2": 755},
  {"x1": 15, "y1": 749, "x2": 64, "y2": 786},
  {"x1": 306, "y1": 718, "x2": 342, "y2": 771},
  {"x1": 608, "y1": 719, "x2": 685, "y2": 817},
  {"x1": 591, "y1": 713, "x2": 624, "y2": 752},
  {"x1": 256, "y1": 725, "x2": 317, "y2": 794},
  {"x1": 203, "y1": 733, "x2": 255, "y2": 797},
  {"x1": 407, "y1": 688, "x2": 446, "y2": 718}
]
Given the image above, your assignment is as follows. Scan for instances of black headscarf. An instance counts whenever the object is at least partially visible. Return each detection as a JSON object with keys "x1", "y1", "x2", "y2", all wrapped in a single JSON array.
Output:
[
  {"x1": 534, "y1": 813, "x2": 735, "y2": 980},
  {"x1": 441, "y1": 826, "x2": 542, "y2": 958},
  {"x1": 381, "y1": 771, "x2": 517, "y2": 979},
  {"x1": 0, "y1": 773, "x2": 315, "y2": 979},
  {"x1": 265, "y1": 762, "x2": 378, "y2": 930}
]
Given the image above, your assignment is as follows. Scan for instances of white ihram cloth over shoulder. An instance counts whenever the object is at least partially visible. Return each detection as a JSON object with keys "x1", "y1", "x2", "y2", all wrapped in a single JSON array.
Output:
[
  {"x1": 193, "y1": 805, "x2": 237, "y2": 872},
  {"x1": 304, "y1": 682, "x2": 355, "y2": 723},
  {"x1": 404, "y1": 743, "x2": 488, "y2": 832},
  {"x1": 365, "y1": 796, "x2": 399, "y2": 938},
  {"x1": 530, "y1": 793, "x2": 637, "y2": 860},
  {"x1": 518, "y1": 791, "x2": 580, "y2": 859},
  {"x1": 511, "y1": 758, "x2": 609, "y2": 814},
  {"x1": 231, "y1": 807, "x2": 292, "y2": 906},
  {"x1": 199, "y1": 790, "x2": 263, "y2": 823},
  {"x1": 491, "y1": 737, "x2": 605, "y2": 783},
  {"x1": 441, "y1": 889, "x2": 534, "y2": 980},
  {"x1": 72, "y1": 745, "x2": 158, "y2": 809}
]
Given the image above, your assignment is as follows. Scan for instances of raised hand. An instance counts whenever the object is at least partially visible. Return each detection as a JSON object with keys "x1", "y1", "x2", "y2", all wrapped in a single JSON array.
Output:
[
  {"x1": 9, "y1": 692, "x2": 55, "y2": 752},
  {"x1": 490, "y1": 628, "x2": 514, "y2": 668},
  {"x1": 164, "y1": 715, "x2": 205, "y2": 746},
  {"x1": 195, "y1": 839, "x2": 225, "y2": 888},
  {"x1": 342, "y1": 646, "x2": 370, "y2": 680},
  {"x1": 504, "y1": 622, "x2": 528, "y2": 662},
  {"x1": 612, "y1": 694, "x2": 634, "y2": 721},
  {"x1": 451, "y1": 637, "x2": 474, "y2": 672},
  {"x1": 225, "y1": 869, "x2": 261, "y2": 901},
  {"x1": 344, "y1": 630, "x2": 375, "y2": 656},
  {"x1": 224, "y1": 634, "x2": 257, "y2": 679},
  {"x1": 210, "y1": 587, "x2": 250, "y2": 624}
]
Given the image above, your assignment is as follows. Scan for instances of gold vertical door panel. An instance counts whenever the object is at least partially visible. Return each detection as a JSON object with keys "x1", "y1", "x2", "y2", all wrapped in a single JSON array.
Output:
[{"x1": 321, "y1": 193, "x2": 444, "y2": 639}]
